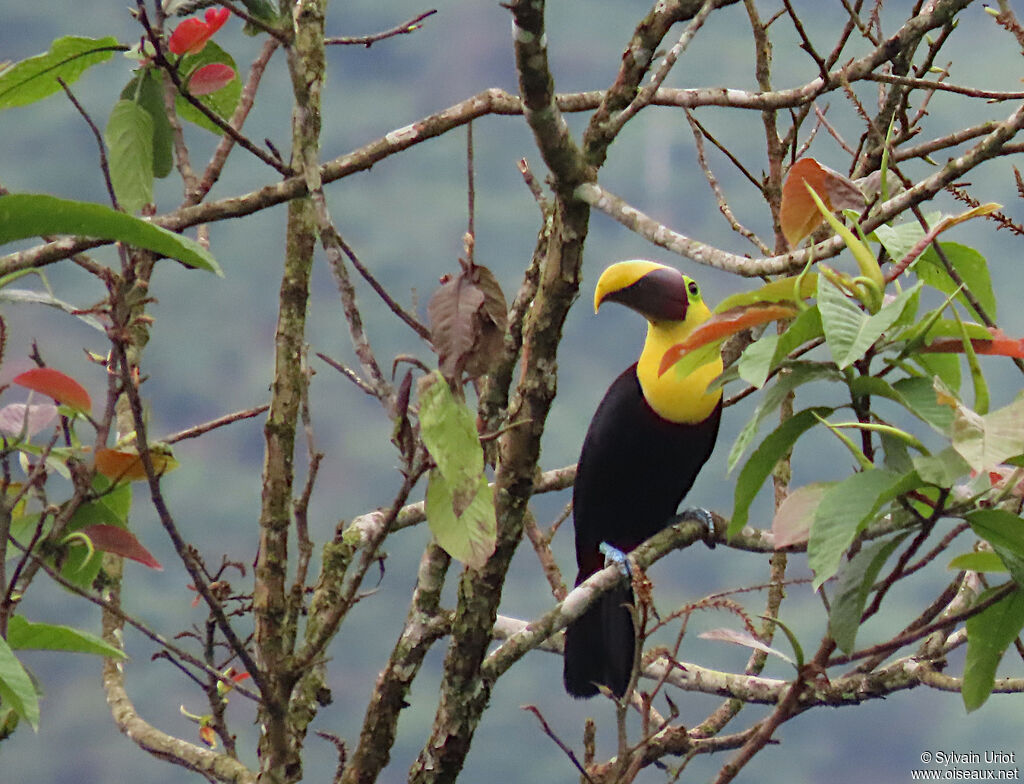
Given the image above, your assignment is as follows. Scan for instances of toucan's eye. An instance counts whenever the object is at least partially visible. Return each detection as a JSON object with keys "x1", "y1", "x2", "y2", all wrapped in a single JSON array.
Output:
[{"x1": 688, "y1": 281, "x2": 699, "y2": 297}]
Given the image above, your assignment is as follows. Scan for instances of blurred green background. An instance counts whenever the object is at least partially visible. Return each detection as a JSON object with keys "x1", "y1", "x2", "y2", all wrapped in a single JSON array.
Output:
[{"x1": 2, "y1": 1, "x2": 1024, "y2": 781}]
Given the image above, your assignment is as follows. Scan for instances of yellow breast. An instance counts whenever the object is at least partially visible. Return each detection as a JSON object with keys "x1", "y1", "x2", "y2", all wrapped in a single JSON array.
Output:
[{"x1": 635, "y1": 304, "x2": 723, "y2": 424}]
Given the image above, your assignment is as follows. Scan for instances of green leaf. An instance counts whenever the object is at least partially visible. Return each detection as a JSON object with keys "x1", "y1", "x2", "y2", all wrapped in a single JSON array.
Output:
[
  {"x1": 914, "y1": 242, "x2": 996, "y2": 321},
  {"x1": 817, "y1": 275, "x2": 867, "y2": 368},
  {"x1": 0, "y1": 288, "x2": 105, "y2": 331},
  {"x1": 418, "y1": 371, "x2": 483, "y2": 487},
  {"x1": 847, "y1": 375, "x2": 952, "y2": 434},
  {"x1": 669, "y1": 340, "x2": 725, "y2": 384},
  {"x1": 963, "y1": 587, "x2": 1024, "y2": 711},
  {"x1": 949, "y1": 551, "x2": 1008, "y2": 574},
  {"x1": 0, "y1": 193, "x2": 222, "y2": 275},
  {"x1": 105, "y1": 100, "x2": 154, "y2": 213},
  {"x1": 240, "y1": 0, "x2": 281, "y2": 24},
  {"x1": 715, "y1": 272, "x2": 818, "y2": 313},
  {"x1": 914, "y1": 352, "x2": 961, "y2": 395},
  {"x1": 424, "y1": 470, "x2": 496, "y2": 569},
  {"x1": 872, "y1": 212, "x2": 942, "y2": 260},
  {"x1": 122, "y1": 69, "x2": 174, "y2": 179},
  {"x1": 967, "y1": 509, "x2": 1024, "y2": 586},
  {"x1": 729, "y1": 406, "x2": 833, "y2": 538},
  {"x1": 0, "y1": 634, "x2": 39, "y2": 731},
  {"x1": 52, "y1": 481, "x2": 133, "y2": 589},
  {"x1": 736, "y1": 306, "x2": 824, "y2": 389},
  {"x1": 7, "y1": 617, "x2": 125, "y2": 659},
  {"x1": 818, "y1": 276, "x2": 921, "y2": 369},
  {"x1": 175, "y1": 42, "x2": 241, "y2": 135},
  {"x1": 728, "y1": 362, "x2": 839, "y2": 472},
  {"x1": 829, "y1": 534, "x2": 906, "y2": 653},
  {"x1": 418, "y1": 371, "x2": 496, "y2": 567},
  {"x1": 0, "y1": 36, "x2": 120, "y2": 110},
  {"x1": 891, "y1": 376, "x2": 955, "y2": 433},
  {"x1": 93, "y1": 475, "x2": 133, "y2": 525},
  {"x1": 808, "y1": 468, "x2": 904, "y2": 589},
  {"x1": 912, "y1": 445, "x2": 971, "y2": 487}
]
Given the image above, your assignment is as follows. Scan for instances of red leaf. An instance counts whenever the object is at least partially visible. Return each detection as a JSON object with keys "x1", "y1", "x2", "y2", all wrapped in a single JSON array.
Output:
[
  {"x1": 188, "y1": 63, "x2": 235, "y2": 96},
  {"x1": 78, "y1": 524, "x2": 162, "y2": 570},
  {"x1": 167, "y1": 7, "x2": 230, "y2": 55},
  {"x1": 658, "y1": 303, "x2": 798, "y2": 377},
  {"x1": 12, "y1": 367, "x2": 92, "y2": 413},
  {"x1": 780, "y1": 157, "x2": 864, "y2": 247}
]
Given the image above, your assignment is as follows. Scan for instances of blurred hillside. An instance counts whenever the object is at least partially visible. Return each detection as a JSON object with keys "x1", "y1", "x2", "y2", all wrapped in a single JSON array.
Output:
[{"x1": 2, "y1": 1, "x2": 1024, "y2": 782}]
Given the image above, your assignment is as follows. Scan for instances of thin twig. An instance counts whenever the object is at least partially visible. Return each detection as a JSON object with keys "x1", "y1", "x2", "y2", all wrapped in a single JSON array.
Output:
[
  {"x1": 603, "y1": 0, "x2": 717, "y2": 139},
  {"x1": 163, "y1": 405, "x2": 269, "y2": 444},
  {"x1": 340, "y1": 232, "x2": 431, "y2": 342},
  {"x1": 325, "y1": 9, "x2": 437, "y2": 46},
  {"x1": 523, "y1": 705, "x2": 595, "y2": 784},
  {"x1": 56, "y1": 77, "x2": 120, "y2": 210},
  {"x1": 6, "y1": 535, "x2": 258, "y2": 700},
  {"x1": 684, "y1": 109, "x2": 770, "y2": 254}
]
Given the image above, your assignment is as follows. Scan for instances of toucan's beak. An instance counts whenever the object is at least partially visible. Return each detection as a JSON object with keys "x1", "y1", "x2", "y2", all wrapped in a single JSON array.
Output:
[{"x1": 594, "y1": 260, "x2": 689, "y2": 322}]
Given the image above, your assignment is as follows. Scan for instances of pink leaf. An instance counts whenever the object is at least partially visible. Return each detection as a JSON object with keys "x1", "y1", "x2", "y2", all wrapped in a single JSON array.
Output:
[
  {"x1": 0, "y1": 403, "x2": 58, "y2": 436},
  {"x1": 188, "y1": 63, "x2": 235, "y2": 96},
  {"x1": 771, "y1": 482, "x2": 831, "y2": 549},
  {"x1": 78, "y1": 524, "x2": 163, "y2": 570},
  {"x1": 699, "y1": 628, "x2": 794, "y2": 664}
]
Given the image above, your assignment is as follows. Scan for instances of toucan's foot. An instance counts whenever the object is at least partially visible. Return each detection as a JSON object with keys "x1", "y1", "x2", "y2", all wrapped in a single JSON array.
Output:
[
  {"x1": 599, "y1": 542, "x2": 632, "y2": 579},
  {"x1": 671, "y1": 507, "x2": 717, "y2": 549}
]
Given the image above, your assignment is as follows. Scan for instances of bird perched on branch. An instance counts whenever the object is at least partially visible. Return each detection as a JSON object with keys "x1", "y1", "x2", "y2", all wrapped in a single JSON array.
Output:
[{"x1": 563, "y1": 260, "x2": 723, "y2": 699}]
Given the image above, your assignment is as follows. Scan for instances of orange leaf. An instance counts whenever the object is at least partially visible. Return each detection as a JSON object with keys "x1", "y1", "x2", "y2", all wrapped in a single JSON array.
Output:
[
  {"x1": 922, "y1": 328, "x2": 1024, "y2": 358},
  {"x1": 780, "y1": 157, "x2": 864, "y2": 247},
  {"x1": 199, "y1": 724, "x2": 218, "y2": 749},
  {"x1": 95, "y1": 447, "x2": 178, "y2": 481},
  {"x1": 78, "y1": 524, "x2": 162, "y2": 570},
  {"x1": 12, "y1": 367, "x2": 92, "y2": 413},
  {"x1": 658, "y1": 303, "x2": 798, "y2": 377}
]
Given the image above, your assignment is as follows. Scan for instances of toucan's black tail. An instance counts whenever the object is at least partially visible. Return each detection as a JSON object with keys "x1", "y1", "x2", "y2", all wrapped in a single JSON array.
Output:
[{"x1": 562, "y1": 581, "x2": 635, "y2": 698}]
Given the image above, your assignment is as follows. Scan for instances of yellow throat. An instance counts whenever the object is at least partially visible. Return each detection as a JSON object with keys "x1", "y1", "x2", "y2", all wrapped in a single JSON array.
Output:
[{"x1": 636, "y1": 309, "x2": 723, "y2": 424}]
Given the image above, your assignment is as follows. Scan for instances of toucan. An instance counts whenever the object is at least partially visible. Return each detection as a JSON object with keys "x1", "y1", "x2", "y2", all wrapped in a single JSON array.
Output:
[{"x1": 563, "y1": 260, "x2": 723, "y2": 699}]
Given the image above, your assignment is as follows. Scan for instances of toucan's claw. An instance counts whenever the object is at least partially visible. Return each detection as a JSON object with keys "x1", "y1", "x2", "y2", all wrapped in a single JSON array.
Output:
[
  {"x1": 671, "y1": 507, "x2": 717, "y2": 549},
  {"x1": 599, "y1": 542, "x2": 632, "y2": 579}
]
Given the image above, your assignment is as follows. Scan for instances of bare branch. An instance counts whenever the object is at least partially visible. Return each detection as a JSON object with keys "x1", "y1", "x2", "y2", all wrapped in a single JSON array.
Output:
[{"x1": 325, "y1": 9, "x2": 437, "y2": 46}]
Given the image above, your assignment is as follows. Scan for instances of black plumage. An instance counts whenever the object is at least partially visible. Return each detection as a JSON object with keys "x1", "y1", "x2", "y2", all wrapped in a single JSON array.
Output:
[{"x1": 563, "y1": 365, "x2": 721, "y2": 698}]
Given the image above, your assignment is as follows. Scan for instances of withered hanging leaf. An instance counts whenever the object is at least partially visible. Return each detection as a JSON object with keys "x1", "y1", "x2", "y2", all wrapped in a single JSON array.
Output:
[
  {"x1": 780, "y1": 157, "x2": 866, "y2": 247},
  {"x1": 427, "y1": 260, "x2": 508, "y2": 382}
]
